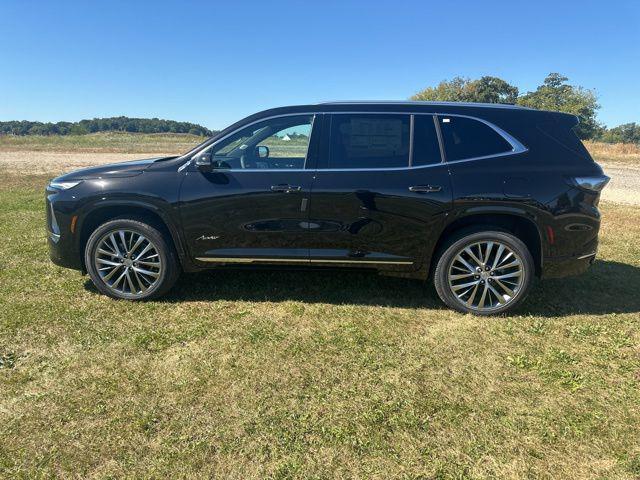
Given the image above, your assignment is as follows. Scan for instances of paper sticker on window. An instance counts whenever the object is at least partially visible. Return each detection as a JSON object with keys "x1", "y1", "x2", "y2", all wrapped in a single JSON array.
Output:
[{"x1": 347, "y1": 118, "x2": 403, "y2": 151}]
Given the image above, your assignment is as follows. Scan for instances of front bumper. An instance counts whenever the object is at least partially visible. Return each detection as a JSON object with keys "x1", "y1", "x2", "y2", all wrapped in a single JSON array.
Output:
[
  {"x1": 48, "y1": 229, "x2": 82, "y2": 270},
  {"x1": 46, "y1": 190, "x2": 83, "y2": 271}
]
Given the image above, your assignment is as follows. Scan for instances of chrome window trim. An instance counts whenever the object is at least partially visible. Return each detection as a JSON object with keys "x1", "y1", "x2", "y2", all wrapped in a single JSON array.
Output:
[{"x1": 179, "y1": 111, "x2": 528, "y2": 172}]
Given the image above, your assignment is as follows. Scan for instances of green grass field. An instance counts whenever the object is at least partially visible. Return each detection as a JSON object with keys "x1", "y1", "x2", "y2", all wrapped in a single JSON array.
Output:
[
  {"x1": 1, "y1": 168, "x2": 639, "y2": 478},
  {"x1": 0, "y1": 132, "x2": 206, "y2": 154}
]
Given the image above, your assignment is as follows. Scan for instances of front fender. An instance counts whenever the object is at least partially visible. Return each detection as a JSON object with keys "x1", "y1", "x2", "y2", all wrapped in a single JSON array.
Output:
[{"x1": 74, "y1": 196, "x2": 189, "y2": 268}]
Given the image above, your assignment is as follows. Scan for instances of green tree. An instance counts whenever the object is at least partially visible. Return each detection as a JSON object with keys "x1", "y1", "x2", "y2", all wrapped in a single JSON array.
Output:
[
  {"x1": 597, "y1": 122, "x2": 640, "y2": 144},
  {"x1": 516, "y1": 73, "x2": 600, "y2": 139},
  {"x1": 411, "y1": 76, "x2": 519, "y2": 104},
  {"x1": 0, "y1": 117, "x2": 215, "y2": 136}
]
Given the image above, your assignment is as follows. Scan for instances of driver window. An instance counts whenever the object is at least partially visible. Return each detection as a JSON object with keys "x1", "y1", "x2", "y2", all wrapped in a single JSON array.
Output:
[{"x1": 206, "y1": 115, "x2": 313, "y2": 170}]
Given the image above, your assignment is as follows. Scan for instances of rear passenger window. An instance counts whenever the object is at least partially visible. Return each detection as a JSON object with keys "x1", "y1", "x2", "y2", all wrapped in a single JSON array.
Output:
[
  {"x1": 412, "y1": 115, "x2": 442, "y2": 166},
  {"x1": 327, "y1": 114, "x2": 410, "y2": 169},
  {"x1": 439, "y1": 116, "x2": 513, "y2": 161}
]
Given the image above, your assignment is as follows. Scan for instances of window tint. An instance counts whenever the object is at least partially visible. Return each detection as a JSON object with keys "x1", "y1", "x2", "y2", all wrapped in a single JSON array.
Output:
[
  {"x1": 205, "y1": 115, "x2": 313, "y2": 169},
  {"x1": 412, "y1": 115, "x2": 442, "y2": 166},
  {"x1": 439, "y1": 116, "x2": 513, "y2": 161},
  {"x1": 327, "y1": 114, "x2": 410, "y2": 169}
]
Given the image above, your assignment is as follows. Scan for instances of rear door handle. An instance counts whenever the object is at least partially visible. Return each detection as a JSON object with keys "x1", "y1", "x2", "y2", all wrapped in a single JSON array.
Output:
[
  {"x1": 271, "y1": 184, "x2": 302, "y2": 193},
  {"x1": 409, "y1": 185, "x2": 442, "y2": 193}
]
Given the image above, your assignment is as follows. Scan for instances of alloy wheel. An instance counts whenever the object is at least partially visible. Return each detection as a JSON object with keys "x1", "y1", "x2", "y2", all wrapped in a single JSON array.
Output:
[
  {"x1": 93, "y1": 229, "x2": 162, "y2": 297},
  {"x1": 447, "y1": 240, "x2": 524, "y2": 312}
]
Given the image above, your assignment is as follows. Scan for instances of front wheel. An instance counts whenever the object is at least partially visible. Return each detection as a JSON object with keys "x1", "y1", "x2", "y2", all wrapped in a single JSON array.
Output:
[
  {"x1": 433, "y1": 230, "x2": 534, "y2": 315},
  {"x1": 85, "y1": 219, "x2": 180, "y2": 300}
]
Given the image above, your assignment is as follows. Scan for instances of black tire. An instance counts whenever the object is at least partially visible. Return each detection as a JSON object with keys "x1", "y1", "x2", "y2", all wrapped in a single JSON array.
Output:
[
  {"x1": 84, "y1": 218, "x2": 180, "y2": 300},
  {"x1": 433, "y1": 230, "x2": 534, "y2": 315}
]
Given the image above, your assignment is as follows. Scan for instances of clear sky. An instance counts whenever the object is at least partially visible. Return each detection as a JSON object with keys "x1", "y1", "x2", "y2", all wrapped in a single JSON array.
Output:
[{"x1": 1, "y1": 0, "x2": 638, "y2": 129}]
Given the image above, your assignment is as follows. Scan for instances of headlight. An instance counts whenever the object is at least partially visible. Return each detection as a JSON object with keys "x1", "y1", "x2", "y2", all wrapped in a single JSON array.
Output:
[{"x1": 49, "y1": 180, "x2": 82, "y2": 190}]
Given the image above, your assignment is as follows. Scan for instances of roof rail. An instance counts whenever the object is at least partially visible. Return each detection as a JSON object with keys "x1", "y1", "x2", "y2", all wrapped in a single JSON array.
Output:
[{"x1": 318, "y1": 100, "x2": 529, "y2": 109}]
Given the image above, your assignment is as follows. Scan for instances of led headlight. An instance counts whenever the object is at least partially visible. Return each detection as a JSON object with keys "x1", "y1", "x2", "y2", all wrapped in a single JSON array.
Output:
[{"x1": 49, "y1": 180, "x2": 82, "y2": 190}]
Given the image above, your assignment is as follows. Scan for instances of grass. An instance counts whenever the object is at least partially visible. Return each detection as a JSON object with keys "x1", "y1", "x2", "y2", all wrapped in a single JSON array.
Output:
[
  {"x1": 0, "y1": 132, "x2": 206, "y2": 154},
  {"x1": 0, "y1": 172, "x2": 639, "y2": 478},
  {"x1": 584, "y1": 140, "x2": 640, "y2": 166}
]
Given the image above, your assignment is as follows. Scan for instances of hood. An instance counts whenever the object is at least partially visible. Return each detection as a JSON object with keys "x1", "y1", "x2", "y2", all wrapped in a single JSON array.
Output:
[{"x1": 53, "y1": 157, "x2": 166, "y2": 182}]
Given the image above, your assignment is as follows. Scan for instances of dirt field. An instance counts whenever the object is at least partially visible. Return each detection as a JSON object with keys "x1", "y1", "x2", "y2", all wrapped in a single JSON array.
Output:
[
  {"x1": 1, "y1": 148, "x2": 638, "y2": 205},
  {"x1": 599, "y1": 161, "x2": 640, "y2": 205}
]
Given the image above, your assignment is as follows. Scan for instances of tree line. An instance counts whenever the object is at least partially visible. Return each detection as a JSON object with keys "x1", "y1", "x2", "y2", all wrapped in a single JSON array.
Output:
[
  {"x1": 0, "y1": 117, "x2": 214, "y2": 137},
  {"x1": 1, "y1": 74, "x2": 637, "y2": 144},
  {"x1": 411, "y1": 73, "x2": 639, "y2": 144}
]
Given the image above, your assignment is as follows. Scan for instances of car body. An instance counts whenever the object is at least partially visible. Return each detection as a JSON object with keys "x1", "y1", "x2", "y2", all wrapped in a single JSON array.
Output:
[{"x1": 46, "y1": 101, "x2": 609, "y2": 314}]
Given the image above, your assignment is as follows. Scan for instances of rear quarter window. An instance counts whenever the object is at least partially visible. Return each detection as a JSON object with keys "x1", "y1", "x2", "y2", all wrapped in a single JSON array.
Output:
[{"x1": 439, "y1": 116, "x2": 513, "y2": 161}]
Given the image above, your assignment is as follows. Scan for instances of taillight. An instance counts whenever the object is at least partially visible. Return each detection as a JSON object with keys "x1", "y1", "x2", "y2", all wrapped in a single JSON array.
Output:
[{"x1": 568, "y1": 175, "x2": 610, "y2": 193}]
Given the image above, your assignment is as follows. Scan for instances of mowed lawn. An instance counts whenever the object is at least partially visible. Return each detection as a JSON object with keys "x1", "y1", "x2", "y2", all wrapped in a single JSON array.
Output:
[{"x1": 1, "y1": 171, "x2": 640, "y2": 479}]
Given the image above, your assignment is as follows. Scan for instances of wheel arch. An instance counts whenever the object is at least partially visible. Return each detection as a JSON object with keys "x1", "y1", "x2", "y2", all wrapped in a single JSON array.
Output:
[
  {"x1": 431, "y1": 211, "x2": 543, "y2": 278},
  {"x1": 77, "y1": 201, "x2": 186, "y2": 270}
]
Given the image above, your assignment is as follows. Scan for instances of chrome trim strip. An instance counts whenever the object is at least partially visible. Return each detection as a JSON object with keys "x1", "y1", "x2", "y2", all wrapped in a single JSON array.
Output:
[
  {"x1": 182, "y1": 111, "x2": 528, "y2": 173},
  {"x1": 196, "y1": 257, "x2": 308, "y2": 264},
  {"x1": 577, "y1": 252, "x2": 597, "y2": 260},
  {"x1": 195, "y1": 257, "x2": 413, "y2": 265},
  {"x1": 310, "y1": 259, "x2": 413, "y2": 265}
]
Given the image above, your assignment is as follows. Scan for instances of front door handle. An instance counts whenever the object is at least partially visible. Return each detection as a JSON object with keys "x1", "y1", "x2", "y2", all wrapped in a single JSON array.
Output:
[
  {"x1": 271, "y1": 184, "x2": 302, "y2": 193},
  {"x1": 409, "y1": 185, "x2": 442, "y2": 193}
]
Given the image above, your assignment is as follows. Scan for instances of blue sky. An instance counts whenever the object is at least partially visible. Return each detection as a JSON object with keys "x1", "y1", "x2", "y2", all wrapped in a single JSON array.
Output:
[{"x1": 1, "y1": 0, "x2": 638, "y2": 129}]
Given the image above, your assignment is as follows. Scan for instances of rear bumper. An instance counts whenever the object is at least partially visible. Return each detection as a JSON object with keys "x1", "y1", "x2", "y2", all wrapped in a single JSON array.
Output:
[{"x1": 542, "y1": 251, "x2": 597, "y2": 279}]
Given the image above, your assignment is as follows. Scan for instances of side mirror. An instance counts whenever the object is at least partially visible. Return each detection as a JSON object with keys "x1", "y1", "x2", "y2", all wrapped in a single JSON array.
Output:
[
  {"x1": 256, "y1": 145, "x2": 270, "y2": 159},
  {"x1": 194, "y1": 151, "x2": 212, "y2": 170}
]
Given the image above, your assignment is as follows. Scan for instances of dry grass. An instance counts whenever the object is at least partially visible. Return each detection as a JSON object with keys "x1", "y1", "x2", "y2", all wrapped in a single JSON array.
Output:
[
  {"x1": 585, "y1": 141, "x2": 640, "y2": 165},
  {"x1": 0, "y1": 132, "x2": 205, "y2": 154},
  {"x1": 1, "y1": 171, "x2": 639, "y2": 478}
]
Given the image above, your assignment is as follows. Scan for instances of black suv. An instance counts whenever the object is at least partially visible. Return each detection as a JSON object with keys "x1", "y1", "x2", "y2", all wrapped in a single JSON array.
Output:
[{"x1": 46, "y1": 102, "x2": 609, "y2": 314}]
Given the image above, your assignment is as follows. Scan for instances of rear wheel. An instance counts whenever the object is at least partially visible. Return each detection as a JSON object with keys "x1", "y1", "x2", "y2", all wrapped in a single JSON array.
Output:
[
  {"x1": 434, "y1": 230, "x2": 534, "y2": 315},
  {"x1": 85, "y1": 219, "x2": 180, "y2": 300}
]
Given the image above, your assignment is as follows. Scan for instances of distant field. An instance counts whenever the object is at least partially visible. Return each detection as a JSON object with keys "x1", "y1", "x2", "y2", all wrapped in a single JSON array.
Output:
[
  {"x1": 0, "y1": 132, "x2": 206, "y2": 154},
  {"x1": 584, "y1": 140, "x2": 640, "y2": 165},
  {"x1": 1, "y1": 133, "x2": 638, "y2": 164}
]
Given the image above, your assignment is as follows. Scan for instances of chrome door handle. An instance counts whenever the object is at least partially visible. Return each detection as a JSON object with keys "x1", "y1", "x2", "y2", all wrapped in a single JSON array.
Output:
[
  {"x1": 271, "y1": 184, "x2": 301, "y2": 193},
  {"x1": 409, "y1": 185, "x2": 442, "y2": 193}
]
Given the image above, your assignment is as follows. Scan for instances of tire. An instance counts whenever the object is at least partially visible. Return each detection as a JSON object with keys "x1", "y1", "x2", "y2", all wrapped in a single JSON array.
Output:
[
  {"x1": 85, "y1": 218, "x2": 180, "y2": 300},
  {"x1": 433, "y1": 230, "x2": 534, "y2": 315}
]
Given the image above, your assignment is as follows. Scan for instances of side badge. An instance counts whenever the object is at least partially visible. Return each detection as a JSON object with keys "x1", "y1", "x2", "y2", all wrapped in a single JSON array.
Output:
[{"x1": 196, "y1": 234, "x2": 220, "y2": 241}]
